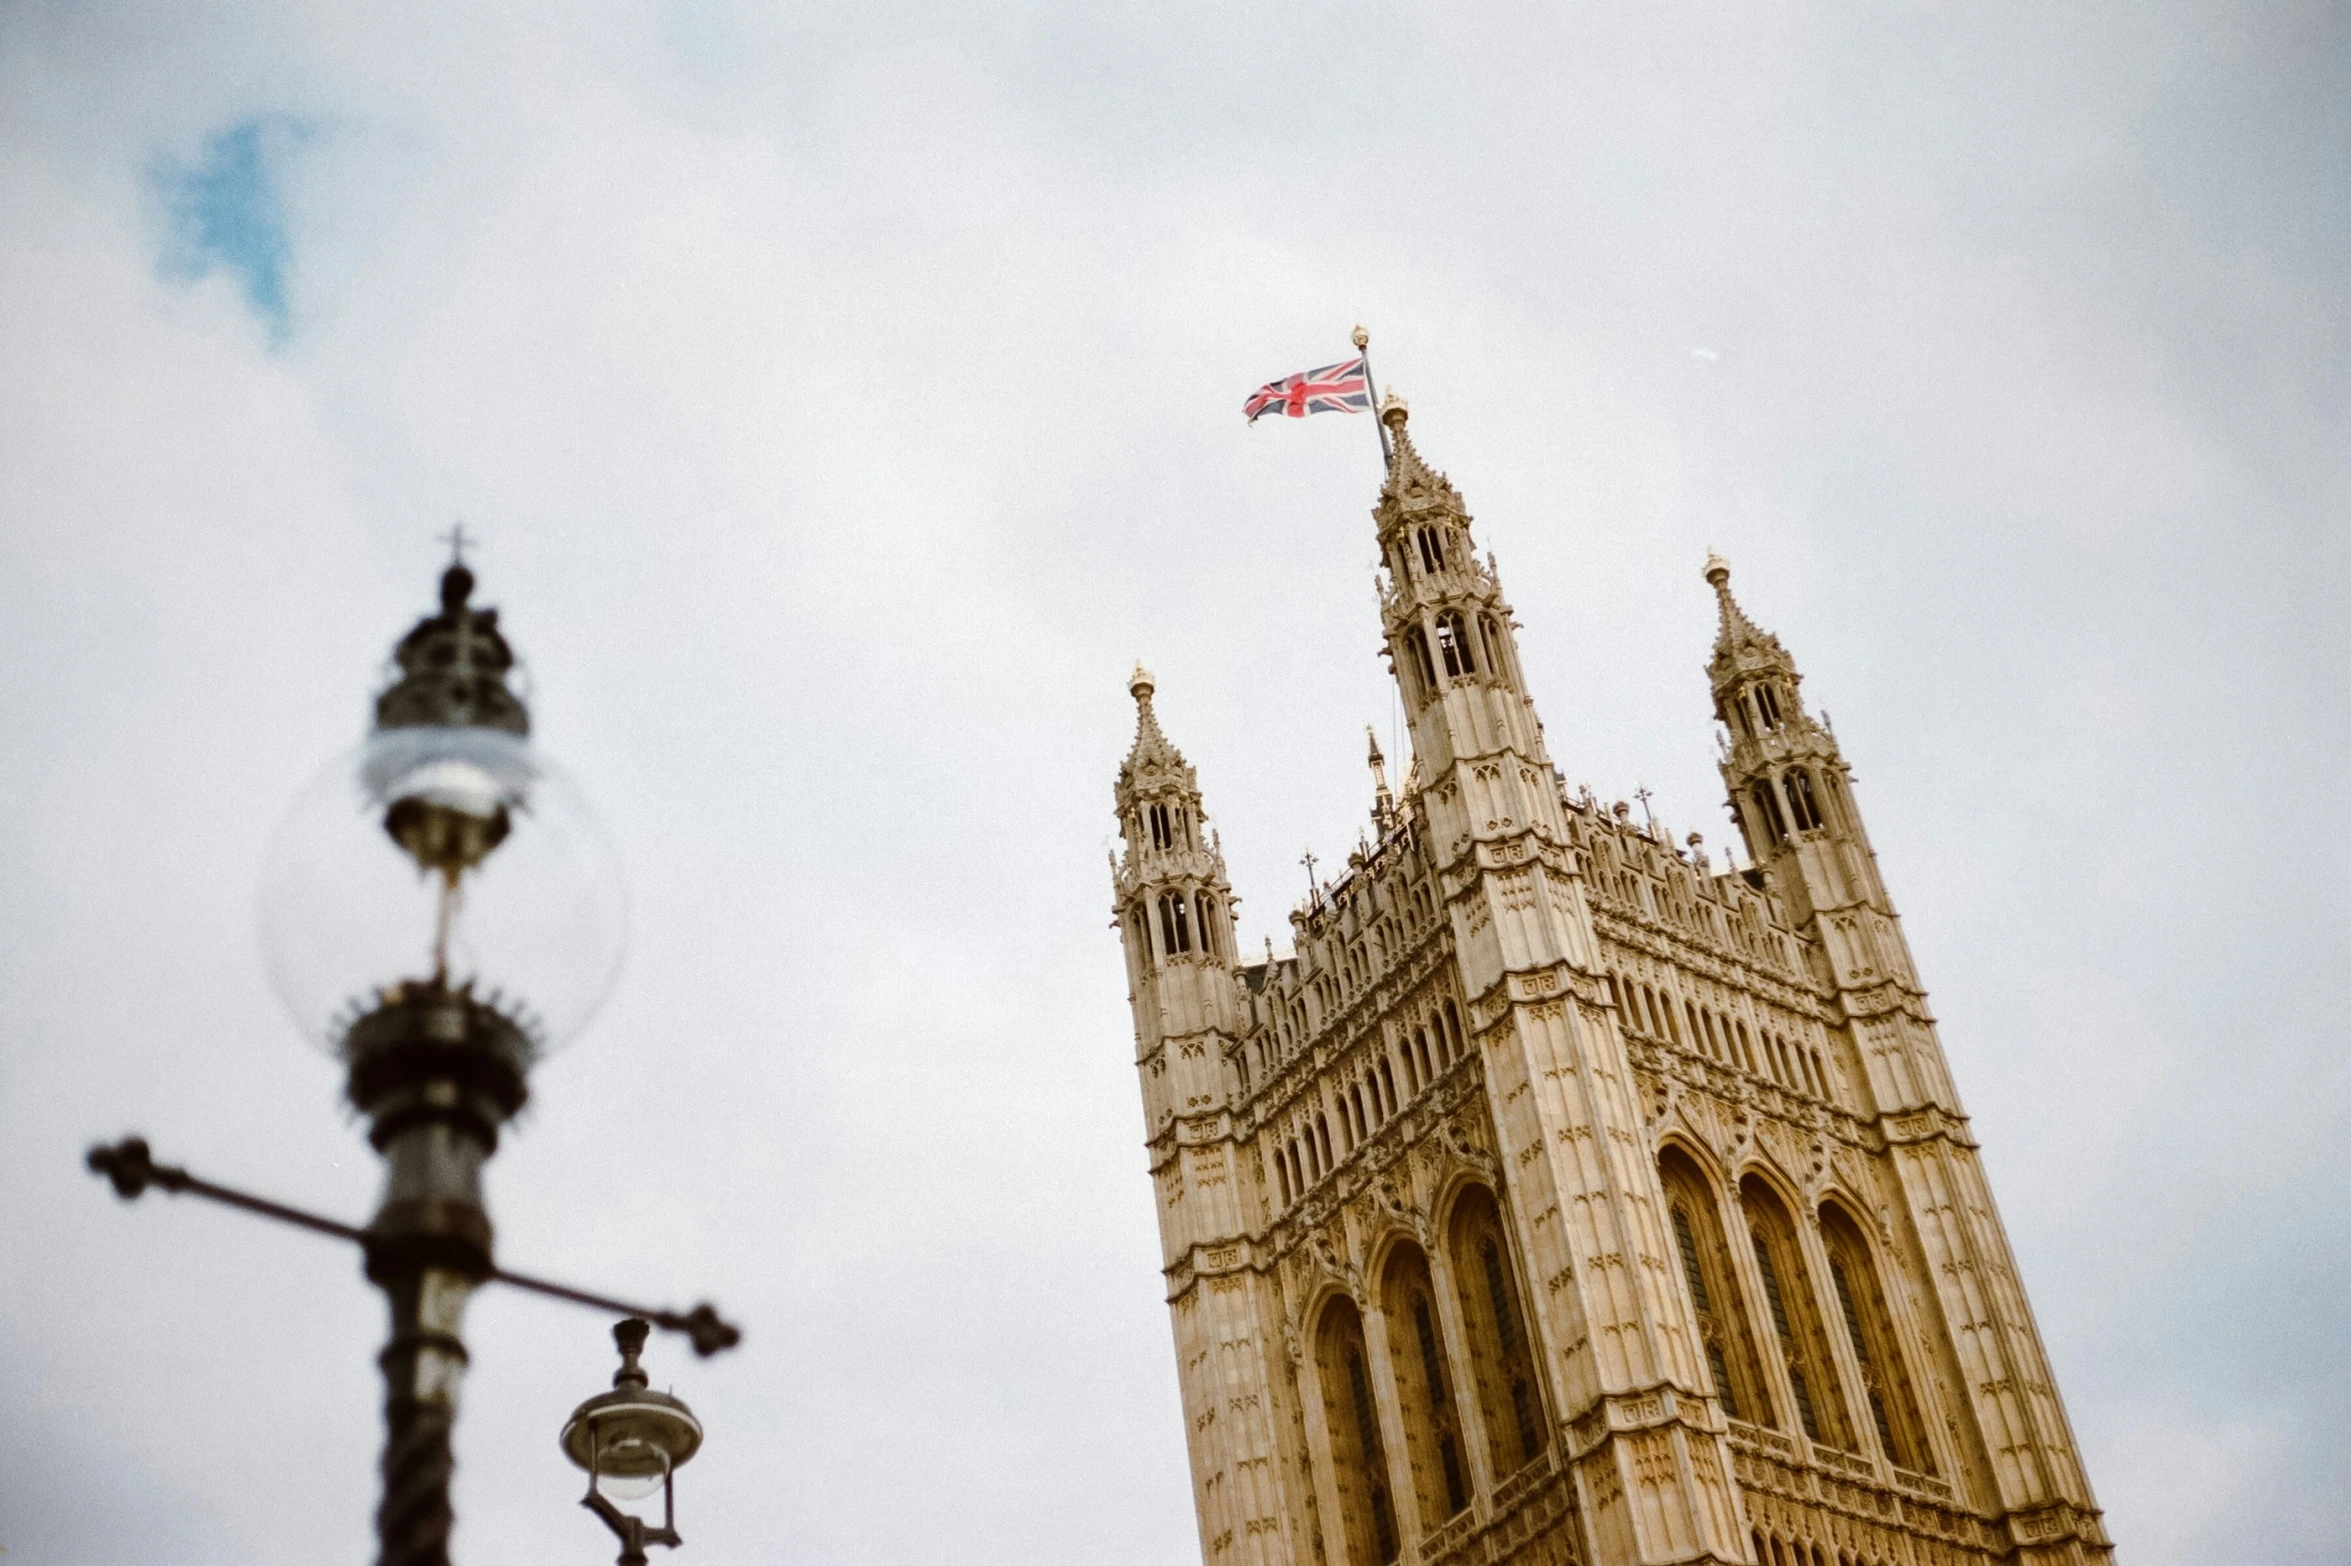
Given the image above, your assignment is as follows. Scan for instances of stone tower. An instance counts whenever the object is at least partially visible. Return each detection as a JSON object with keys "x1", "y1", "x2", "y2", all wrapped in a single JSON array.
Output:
[{"x1": 1107, "y1": 397, "x2": 2112, "y2": 1566}]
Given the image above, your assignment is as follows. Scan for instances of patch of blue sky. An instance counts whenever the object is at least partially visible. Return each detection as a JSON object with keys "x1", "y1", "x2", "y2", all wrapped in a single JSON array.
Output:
[{"x1": 155, "y1": 116, "x2": 314, "y2": 345}]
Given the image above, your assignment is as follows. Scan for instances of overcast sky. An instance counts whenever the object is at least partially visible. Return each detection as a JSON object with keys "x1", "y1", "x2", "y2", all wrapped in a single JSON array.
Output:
[{"x1": 1, "y1": 3, "x2": 2345, "y2": 1563}]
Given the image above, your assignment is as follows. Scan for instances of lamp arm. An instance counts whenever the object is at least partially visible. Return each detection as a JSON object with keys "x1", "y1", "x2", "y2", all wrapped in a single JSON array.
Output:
[{"x1": 85, "y1": 1137, "x2": 743, "y2": 1356}]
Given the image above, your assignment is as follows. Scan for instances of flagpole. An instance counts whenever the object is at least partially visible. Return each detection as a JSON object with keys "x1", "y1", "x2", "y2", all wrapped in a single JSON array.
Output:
[{"x1": 1353, "y1": 324, "x2": 1391, "y2": 469}]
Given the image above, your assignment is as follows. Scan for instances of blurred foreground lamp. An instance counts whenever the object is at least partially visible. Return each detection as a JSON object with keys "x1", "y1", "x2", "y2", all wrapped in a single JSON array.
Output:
[
  {"x1": 257, "y1": 557, "x2": 625, "y2": 1563},
  {"x1": 89, "y1": 549, "x2": 738, "y2": 1566},
  {"x1": 563, "y1": 1318, "x2": 704, "y2": 1565}
]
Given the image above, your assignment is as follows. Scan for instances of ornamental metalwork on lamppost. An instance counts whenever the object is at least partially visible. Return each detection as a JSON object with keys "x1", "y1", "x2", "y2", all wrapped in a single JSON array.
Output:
[{"x1": 88, "y1": 545, "x2": 739, "y2": 1566}]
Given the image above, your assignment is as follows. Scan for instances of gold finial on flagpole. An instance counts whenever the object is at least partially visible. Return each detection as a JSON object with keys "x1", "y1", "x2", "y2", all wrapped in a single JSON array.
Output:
[{"x1": 1353, "y1": 325, "x2": 1390, "y2": 467}]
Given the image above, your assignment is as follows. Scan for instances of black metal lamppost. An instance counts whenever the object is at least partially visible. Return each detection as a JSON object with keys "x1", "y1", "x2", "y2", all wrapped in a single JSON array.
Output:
[{"x1": 89, "y1": 550, "x2": 737, "y2": 1566}]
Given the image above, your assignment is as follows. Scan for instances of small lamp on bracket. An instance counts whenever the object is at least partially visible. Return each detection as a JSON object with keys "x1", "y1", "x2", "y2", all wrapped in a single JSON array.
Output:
[{"x1": 563, "y1": 1317, "x2": 705, "y2": 1565}]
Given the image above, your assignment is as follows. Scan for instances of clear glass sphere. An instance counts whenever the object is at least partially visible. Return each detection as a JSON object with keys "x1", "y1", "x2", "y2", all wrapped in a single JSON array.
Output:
[{"x1": 258, "y1": 726, "x2": 626, "y2": 1056}]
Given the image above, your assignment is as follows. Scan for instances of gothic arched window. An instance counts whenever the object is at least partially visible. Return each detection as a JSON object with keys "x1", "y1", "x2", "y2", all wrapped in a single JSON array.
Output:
[
  {"x1": 1478, "y1": 614, "x2": 1508, "y2": 683},
  {"x1": 1752, "y1": 682, "x2": 1784, "y2": 730},
  {"x1": 1442, "y1": 999, "x2": 1467, "y2": 1060},
  {"x1": 1449, "y1": 1185, "x2": 1545, "y2": 1473},
  {"x1": 1417, "y1": 527, "x2": 1447, "y2": 574},
  {"x1": 1661, "y1": 1149, "x2": 1774, "y2": 1428},
  {"x1": 1403, "y1": 628, "x2": 1439, "y2": 703},
  {"x1": 1436, "y1": 611, "x2": 1476, "y2": 678},
  {"x1": 1820, "y1": 1203, "x2": 1936, "y2": 1474},
  {"x1": 1786, "y1": 768, "x2": 1824, "y2": 832},
  {"x1": 1148, "y1": 802, "x2": 1174, "y2": 850},
  {"x1": 1742, "y1": 1179, "x2": 1854, "y2": 1450},
  {"x1": 1194, "y1": 893, "x2": 1218, "y2": 958},
  {"x1": 1315, "y1": 1297, "x2": 1401, "y2": 1565},
  {"x1": 1749, "y1": 782, "x2": 1789, "y2": 847},
  {"x1": 1158, "y1": 894, "x2": 1193, "y2": 955},
  {"x1": 1381, "y1": 1244, "x2": 1471, "y2": 1529}
]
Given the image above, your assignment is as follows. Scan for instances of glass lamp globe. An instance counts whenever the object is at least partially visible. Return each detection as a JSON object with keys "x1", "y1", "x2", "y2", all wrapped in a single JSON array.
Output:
[
  {"x1": 257, "y1": 563, "x2": 626, "y2": 1062},
  {"x1": 564, "y1": 1318, "x2": 704, "y2": 1504}
]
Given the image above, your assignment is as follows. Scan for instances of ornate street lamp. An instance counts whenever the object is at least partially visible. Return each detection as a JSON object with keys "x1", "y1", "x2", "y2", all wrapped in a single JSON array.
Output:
[
  {"x1": 562, "y1": 1318, "x2": 705, "y2": 1565},
  {"x1": 88, "y1": 549, "x2": 739, "y2": 1566}
]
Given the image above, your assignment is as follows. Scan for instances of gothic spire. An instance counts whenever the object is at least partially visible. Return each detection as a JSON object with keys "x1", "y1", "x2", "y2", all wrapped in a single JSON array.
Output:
[
  {"x1": 1374, "y1": 394, "x2": 1468, "y2": 533},
  {"x1": 1704, "y1": 552, "x2": 1796, "y2": 689},
  {"x1": 1367, "y1": 725, "x2": 1396, "y2": 831},
  {"x1": 1117, "y1": 663, "x2": 1195, "y2": 806}
]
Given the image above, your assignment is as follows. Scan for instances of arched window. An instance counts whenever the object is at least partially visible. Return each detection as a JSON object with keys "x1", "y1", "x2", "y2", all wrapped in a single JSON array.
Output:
[
  {"x1": 1275, "y1": 1150, "x2": 1292, "y2": 1206},
  {"x1": 1742, "y1": 1179, "x2": 1854, "y2": 1450},
  {"x1": 1317, "y1": 1116, "x2": 1335, "y2": 1171},
  {"x1": 1449, "y1": 1186, "x2": 1545, "y2": 1473},
  {"x1": 1380, "y1": 1056, "x2": 1399, "y2": 1111},
  {"x1": 1749, "y1": 781, "x2": 1789, "y2": 847},
  {"x1": 1752, "y1": 682, "x2": 1783, "y2": 730},
  {"x1": 1478, "y1": 614, "x2": 1509, "y2": 684},
  {"x1": 1820, "y1": 1204, "x2": 1936, "y2": 1473},
  {"x1": 1315, "y1": 1298, "x2": 1400, "y2": 1565},
  {"x1": 1380, "y1": 1244, "x2": 1471, "y2": 1529},
  {"x1": 1442, "y1": 1000, "x2": 1467, "y2": 1061},
  {"x1": 1194, "y1": 893, "x2": 1218, "y2": 958},
  {"x1": 1417, "y1": 526, "x2": 1447, "y2": 574},
  {"x1": 1733, "y1": 1019, "x2": 1757, "y2": 1075},
  {"x1": 1786, "y1": 768, "x2": 1823, "y2": 832},
  {"x1": 1435, "y1": 611, "x2": 1476, "y2": 677},
  {"x1": 1403, "y1": 628, "x2": 1439, "y2": 703},
  {"x1": 1415, "y1": 1026, "x2": 1435, "y2": 1083},
  {"x1": 1148, "y1": 802, "x2": 1174, "y2": 850},
  {"x1": 1158, "y1": 893, "x2": 1193, "y2": 955},
  {"x1": 1660, "y1": 1149, "x2": 1774, "y2": 1428}
]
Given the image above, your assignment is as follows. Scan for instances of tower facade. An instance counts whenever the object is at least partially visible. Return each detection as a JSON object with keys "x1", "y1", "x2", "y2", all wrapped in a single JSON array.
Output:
[{"x1": 1107, "y1": 400, "x2": 2112, "y2": 1566}]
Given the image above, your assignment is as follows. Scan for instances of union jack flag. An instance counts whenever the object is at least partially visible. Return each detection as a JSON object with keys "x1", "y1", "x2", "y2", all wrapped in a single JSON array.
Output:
[{"x1": 1244, "y1": 355, "x2": 1372, "y2": 423}]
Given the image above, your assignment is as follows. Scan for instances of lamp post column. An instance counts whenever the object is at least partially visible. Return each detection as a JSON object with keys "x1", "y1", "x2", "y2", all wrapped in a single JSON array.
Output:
[{"x1": 349, "y1": 981, "x2": 533, "y2": 1566}]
